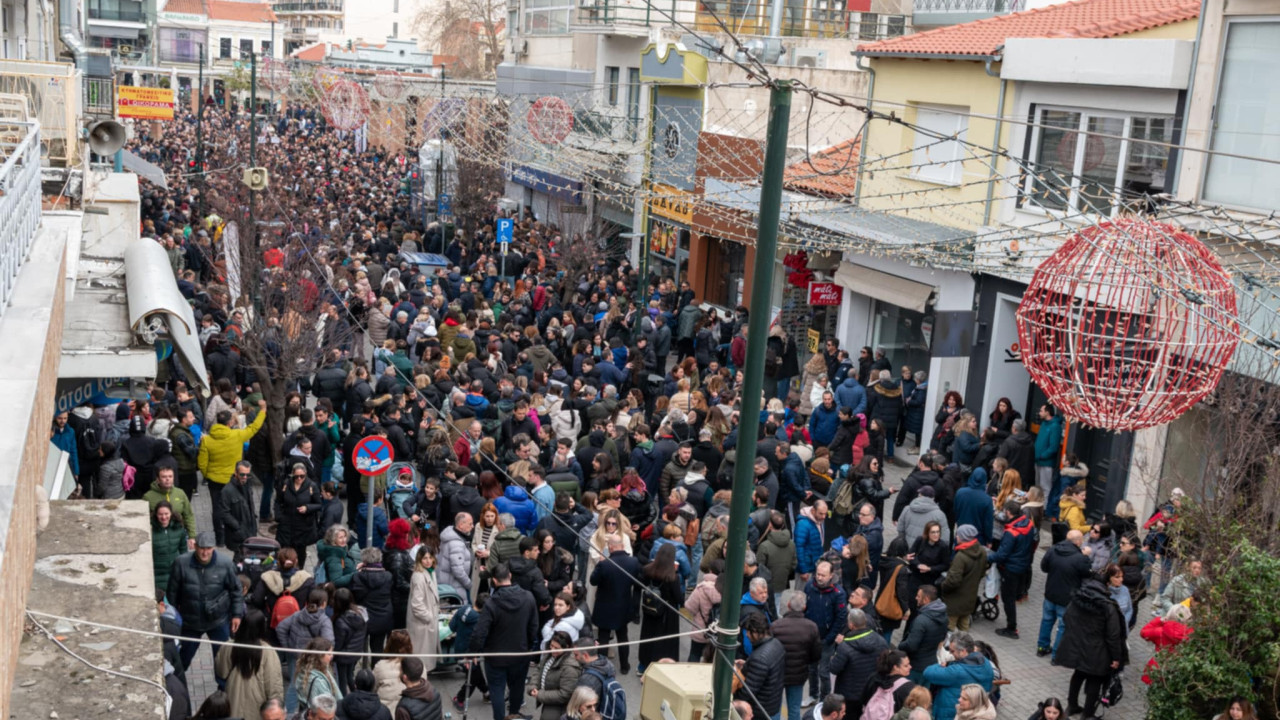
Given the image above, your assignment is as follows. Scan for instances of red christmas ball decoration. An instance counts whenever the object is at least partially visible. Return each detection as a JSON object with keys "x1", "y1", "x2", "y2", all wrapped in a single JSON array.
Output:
[{"x1": 1015, "y1": 218, "x2": 1239, "y2": 431}]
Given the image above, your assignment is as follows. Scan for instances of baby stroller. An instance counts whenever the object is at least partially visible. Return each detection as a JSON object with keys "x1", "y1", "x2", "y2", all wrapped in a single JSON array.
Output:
[
  {"x1": 237, "y1": 536, "x2": 280, "y2": 586},
  {"x1": 972, "y1": 563, "x2": 1001, "y2": 623},
  {"x1": 430, "y1": 582, "x2": 468, "y2": 676}
]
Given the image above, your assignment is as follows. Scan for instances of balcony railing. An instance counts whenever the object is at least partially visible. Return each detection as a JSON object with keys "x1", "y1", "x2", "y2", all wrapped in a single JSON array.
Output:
[
  {"x1": 912, "y1": 0, "x2": 1022, "y2": 21},
  {"x1": 575, "y1": 0, "x2": 676, "y2": 26},
  {"x1": 695, "y1": 3, "x2": 906, "y2": 39},
  {"x1": 88, "y1": 6, "x2": 147, "y2": 22},
  {"x1": 274, "y1": 1, "x2": 344, "y2": 12},
  {"x1": 84, "y1": 77, "x2": 114, "y2": 115},
  {"x1": 0, "y1": 121, "x2": 42, "y2": 319}
]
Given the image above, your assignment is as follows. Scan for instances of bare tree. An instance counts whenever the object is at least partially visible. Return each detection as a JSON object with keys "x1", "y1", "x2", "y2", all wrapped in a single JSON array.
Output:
[{"x1": 414, "y1": 0, "x2": 506, "y2": 78}]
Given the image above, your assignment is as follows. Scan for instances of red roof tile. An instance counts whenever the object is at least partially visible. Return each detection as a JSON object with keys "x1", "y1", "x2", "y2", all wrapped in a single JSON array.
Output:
[
  {"x1": 785, "y1": 138, "x2": 860, "y2": 198},
  {"x1": 857, "y1": 0, "x2": 1198, "y2": 58},
  {"x1": 161, "y1": 0, "x2": 206, "y2": 15},
  {"x1": 206, "y1": 0, "x2": 276, "y2": 23},
  {"x1": 291, "y1": 42, "x2": 330, "y2": 61}
]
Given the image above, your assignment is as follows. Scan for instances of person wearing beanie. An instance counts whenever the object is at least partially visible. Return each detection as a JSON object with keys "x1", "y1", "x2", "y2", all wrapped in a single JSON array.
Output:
[
  {"x1": 940, "y1": 524, "x2": 989, "y2": 631},
  {"x1": 383, "y1": 518, "x2": 416, "y2": 629}
]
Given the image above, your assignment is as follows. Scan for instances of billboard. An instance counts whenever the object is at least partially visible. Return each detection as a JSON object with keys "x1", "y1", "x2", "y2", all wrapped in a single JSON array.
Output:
[{"x1": 117, "y1": 86, "x2": 174, "y2": 120}]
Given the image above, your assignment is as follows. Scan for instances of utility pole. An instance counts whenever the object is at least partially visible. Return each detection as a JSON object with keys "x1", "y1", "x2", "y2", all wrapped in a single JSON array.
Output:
[
  {"x1": 710, "y1": 79, "x2": 792, "y2": 720},
  {"x1": 248, "y1": 50, "x2": 258, "y2": 246},
  {"x1": 195, "y1": 43, "x2": 205, "y2": 218},
  {"x1": 270, "y1": 20, "x2": 276, "y2": 114}
]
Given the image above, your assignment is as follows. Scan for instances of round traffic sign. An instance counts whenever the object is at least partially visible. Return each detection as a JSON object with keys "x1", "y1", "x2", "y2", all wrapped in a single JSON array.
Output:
[{"x1": 352, "y1": 435, "x2": 395, "y2": 476}]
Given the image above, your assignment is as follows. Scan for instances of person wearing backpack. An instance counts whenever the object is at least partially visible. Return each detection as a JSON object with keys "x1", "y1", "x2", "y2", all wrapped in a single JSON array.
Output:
[
  {"x1": 859, "y1": 649, "x2": 916, "y2": 720},
  {"x1": 573, "y1": 639, "x2": 627, "y2": 720}
]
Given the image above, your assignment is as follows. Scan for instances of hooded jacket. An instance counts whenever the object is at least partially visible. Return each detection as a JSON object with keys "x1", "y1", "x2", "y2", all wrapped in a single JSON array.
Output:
[
  {"x1": 494, "y1": 485, "x2": 538, "y2": 533},
  {"x1": 144, "y1": 480, "x2": 198, "y2": 538},
  {"x1": 834, "y1": 377, "x2": 868, "y2": 417},
  {"x1": 275, "y1": 606, "x2": 335, "y2": 650},
  {"x1": 803, "y1": 577, "x2": 847, "y2": 645},
  {"x1": 393, "y1": 680, "x2": 442, "y2": 720},
  {"x1": 198, "y1": 410, "x2": 267, "y2": 486},
  {"x1": 1035, "y1": 414, "x2": 1066, "y2": 467},
  {"x1": 152, "y1": 519, "x2": 188, "y2": 593},
  {"x1": 953, "y1": 468, "x2": 995, "y2": 545},
  {"x1": 892, "y1": 468, "x2": 940, "y2": 522},
  {"x1": 167, "y1": 551, "x2": 246, "y2": 634},
  {"x1": 898, "y1": 599, "x2": 948, "y2": 673},
  {"x1": 1055, "y1": 578, "x2": 1130, "y2": 677},
  {"x1": 756, "y1": 528, "x2": 797, "y2": 595},
  {"x1": 988, "y1": 513, "x2": 1035, "y2": 575},
  {"x1": 338, "y1": 689, "x2": 392, "y2": 720},
  {"x1": 1040, "y1": 540, "x2": 1094, "y2": 607},
  {"x1": 509, "y1": 556, "x2": 553, "y2": 608},
  {"x1": 895, "y1": 496, "x2": 949, "y2": 548},
  {"x1": 865, "y1": 380, "x2": 903, "y2": 430},
  {"x1": 922, "y1": 652, "x2": 995, "y2": 720},
  {"x1": 941, "y1": 539, "x2": 988, "y2": 618},
  {"x1": 808, "y1": 403, "x2": 841, "y2": 448},
  {"x1": 471, "y1": 583, "x2": 541, "y2": 667},
  {"x1": 996, "y1": 431, "x2": 1036, "y2": 487},
  {"x1": 436, "y1": 526, "x2": 473, "y2": 592},
  {"x1": 794, "y1": 506, "x2": 825, "y2": 574}
]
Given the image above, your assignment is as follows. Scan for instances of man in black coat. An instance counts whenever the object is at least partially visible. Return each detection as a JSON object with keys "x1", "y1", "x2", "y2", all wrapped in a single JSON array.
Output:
[
  {"x1": 997, "y1": 419, "x2": 1036, "y2": 490},
  {"x1": 312, "y1": 350, "x2": 349, "y2": 418},
  {"x1": 471, "y1": 563, "x2": 540, "y2": 720},
  {"x1": 167, "y1": 532, "x2": 245, "y2": 670},
  {"x1": 892, "y1": 455, "x2": 941, "y2": 522},
  {"x1": 1055, "y1": 577, "x2": 1129, "y2": 718},
  {"x1": 589, "y1": 535, "x2": 641, "y2": 675},
  {"x1": 830, "y1": 608, "x2": 888, "y2": 718},
  {"x1": 898, "y1": 584, "x2": 948, "y2": 681},
  {"x1": 1038, "y1": 530, "x2": 1095, "y2": 658},
  {"x1": 771, "y1": 592, "x2": 820, "y2": 720},
  {"x1": 219, "y1": 461, "x2": 259, "y2": 560},
  {"x1": 735, "y1": 612, "x2": 785, "y2": 720}
]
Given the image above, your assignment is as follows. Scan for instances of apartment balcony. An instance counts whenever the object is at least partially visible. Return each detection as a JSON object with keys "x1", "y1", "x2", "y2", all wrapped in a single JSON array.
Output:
[
  {"x1": 88, "y1": 6, "x2": 147, "y2": 23},
  {"x1": 274, "y1": 1, "x2": 344, "y2": 14},
  {"x1": 694, "y1": 1, "x2": 908, "y2": 41},
  {"x1": 573, "y1": 0, "x2": 683, "y2": 34},
  {"x1": 0, "y1": 120, "x2": 42, "y2": 318},
  {"x1": 911, "y1": 0, "x2": 1022, "y2": 28},
  {"x1": 84, "y1": 76, "x2": 114, "y2": 116}
]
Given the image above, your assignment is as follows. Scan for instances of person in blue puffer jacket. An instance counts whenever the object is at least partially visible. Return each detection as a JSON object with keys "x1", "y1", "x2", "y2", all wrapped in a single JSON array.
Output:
[
  {"x1": 834, "y1": 377, "x2": 867, "y2": 418},
  {"x1": 494, "y1": 484, "x2": 538, "y2": 533},
  {"x1": 922, "y1": 632, "x2": 995, "y2": 720},
  {"x1": 808, "y1": 392, "x2": 841, "y2": 448}
]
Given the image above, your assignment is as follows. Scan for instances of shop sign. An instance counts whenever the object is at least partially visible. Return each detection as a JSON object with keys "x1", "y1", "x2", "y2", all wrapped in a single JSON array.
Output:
[
  {"x1": 510, "y1": 165, "x2": 583, "y2": 204},
  {"x1": 808, "y1": 282, "x2": 843, "y2": 306},
  {"x1": 117, "y1": 86, "x2": 175, "y2": 121},
  {"x1": 807, "y1": 328, "x2": 821, "y2": 355},
  {"x1": 648, "y1": 183, "x2": 694, "y2": 224}
]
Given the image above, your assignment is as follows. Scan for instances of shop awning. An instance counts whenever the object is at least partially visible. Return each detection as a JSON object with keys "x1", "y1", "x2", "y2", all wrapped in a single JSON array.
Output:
[
  {"x1": 834, "y1": 262, "x2": 935, "y2": 313},
  {"x1": 797, "y1": 206, "x2": 969, "y2": 247},
  {"x1": 124, "y1": 239, "x2": 210, "y2": 392}
]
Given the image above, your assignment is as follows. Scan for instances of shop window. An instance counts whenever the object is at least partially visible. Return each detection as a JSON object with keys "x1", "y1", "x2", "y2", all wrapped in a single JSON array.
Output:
[
  {"x1": 872, "y1": 300, "x2": 934, "y2": 385},
  {"x1": 1022, "y1": 106, "x2": 1172, "y2": 214},
  {"x1": 1202, "y1": 20, "x2": 1280, "y2": 212},
  {"x1": 910, "y1": 105, "x2": 968, "y2": 186}
]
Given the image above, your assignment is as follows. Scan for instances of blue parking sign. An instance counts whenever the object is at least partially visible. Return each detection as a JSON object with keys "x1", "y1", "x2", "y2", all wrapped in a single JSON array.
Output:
[
  {"x1": 497, "y1": 217, "x2": 513, "y2": 255},
  {"x1": 438, "y1": 193, "x2": 452, "y2": 219}
]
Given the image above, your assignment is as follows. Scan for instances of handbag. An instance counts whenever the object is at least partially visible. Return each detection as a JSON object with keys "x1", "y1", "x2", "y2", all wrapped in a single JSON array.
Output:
[
  {"x1": 1101, "y1": 668, "x2": 1124, "y2": 707},
  {"x1": 875, "y1": 564, "x2": 904, "y2": 621},
  {"x1": 641, "y1": 585, "x2": 664, "y2": 618}
]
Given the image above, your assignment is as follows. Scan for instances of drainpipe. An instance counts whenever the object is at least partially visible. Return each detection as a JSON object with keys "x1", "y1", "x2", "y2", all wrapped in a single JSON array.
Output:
[
  {"x1": 768, "y1": 0, "x2": 784, "y2": 38},
  {"x1": 853, "y1": 52, "x2": 875, "y2": 206},
  {"x1": 40, "y1": 0, "x2": 55, "y2": 60},
  {"x1": 1170, "y1": 0, "x2": 1209, "y2": 196},
  {"x1": 982, "y1": 46, "x2": 1005, "y2": 226},
  {"x1": 58, "y1": 0, "x2": 87, "y2": 68}
]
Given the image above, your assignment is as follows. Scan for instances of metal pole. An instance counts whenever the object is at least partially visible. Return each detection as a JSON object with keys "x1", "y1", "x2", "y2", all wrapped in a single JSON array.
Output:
[
  {"x1": 367, "y1": 471, "x2": 380, "y2": 549},
  {"x1": 710, "y1": 79, "x2": 792, "y2": 720},
  {"x1": 270, "y1": 20, "x2": 276, "y2": 114},
  {"x1": 195, "y1": 44, "x2": 205, "y2": 218}
]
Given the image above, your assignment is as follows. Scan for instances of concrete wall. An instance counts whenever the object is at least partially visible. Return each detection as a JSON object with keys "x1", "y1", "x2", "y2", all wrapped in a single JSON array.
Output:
[
  {"x1": 705, "y1": 59, "x2": 867, "y2": 147},
  {"x1": 0, "y1": 219, "x2": 70, "y2": 720}
]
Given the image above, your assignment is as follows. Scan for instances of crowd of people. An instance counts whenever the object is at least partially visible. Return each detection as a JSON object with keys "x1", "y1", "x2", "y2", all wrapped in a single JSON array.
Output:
[{"x1": 47, "y1": 100, "x2": 1233, "y2": 720}]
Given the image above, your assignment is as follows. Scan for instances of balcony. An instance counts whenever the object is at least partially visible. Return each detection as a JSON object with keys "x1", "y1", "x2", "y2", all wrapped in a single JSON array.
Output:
[
  {"x1": 88, "y1": 6, "x2": 147, "y2": 22},
  {"x1": 274, "y1": 1, "x2": 343, "y2": 13},
  {"x1": 574, "y1": 0, "x2": 677, "y2": 30},
  {"x1": 694, "y1": 2, "x2": 908, "y2": 40},
  {"x1": 84, "y1": 77, "x2": 114, "y2": 116},
  {"x1": 911, "y1": 0, "x2": 1023, "y2": 27},
  {"x1": 0, "y1": 120, "x2": 42, "y2": 319}
]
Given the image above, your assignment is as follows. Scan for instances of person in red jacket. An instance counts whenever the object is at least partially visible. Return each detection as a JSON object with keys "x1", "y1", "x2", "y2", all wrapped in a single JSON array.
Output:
[{"x1": 1139, "y1": 602, "x2": 1193, "y2": 684}]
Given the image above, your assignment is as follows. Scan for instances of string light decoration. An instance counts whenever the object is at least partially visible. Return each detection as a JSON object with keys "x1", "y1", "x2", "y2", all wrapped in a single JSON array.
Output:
[
  {"x1": 1015, "y1": 219, "x2": 1240, "y2": 431},
  {"x1": 321, "y1": 79, "x2": 371, "y2": 131},
  {"x1": 261, "y1": 57, "x2": 293, "y2": 94},
  {"x1": 373, "y1": 70, "x2": 407, "y2": 102}
]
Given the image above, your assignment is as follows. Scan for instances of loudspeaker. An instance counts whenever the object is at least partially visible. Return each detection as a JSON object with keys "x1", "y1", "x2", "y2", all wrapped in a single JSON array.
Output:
[
  {"x1": 242, "y1": 166, "x2": 269, "y2": 191},
  {"x1": 87, "y1": 120, "x2": 126, "y2": 156}
]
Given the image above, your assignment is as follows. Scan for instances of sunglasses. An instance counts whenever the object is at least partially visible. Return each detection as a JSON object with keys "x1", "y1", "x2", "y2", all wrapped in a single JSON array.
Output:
[{"x1": 293, "y1": 474, "x2": 307, "y2": 479}]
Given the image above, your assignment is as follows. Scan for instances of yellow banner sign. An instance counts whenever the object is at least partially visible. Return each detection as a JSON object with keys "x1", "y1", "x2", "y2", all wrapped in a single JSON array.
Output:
[
  {"x1": 807, "y1": 328, "x2": 821, "y2": 355},
  {"x1": 648, "y1": 182, "x2": 695, "y2": 225},
  {"x1": 117, "y1": 86, "x2": 175, "y2": 120}
]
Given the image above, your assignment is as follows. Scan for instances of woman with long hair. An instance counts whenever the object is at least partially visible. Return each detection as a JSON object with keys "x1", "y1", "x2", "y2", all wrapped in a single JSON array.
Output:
[
  {"x1": 955, "y1": 683, "x2": 997, "y2": 720},
  {"x1": 382, "y1": 519, "x2": 415, "y2": 631},
  {"x1": 214, "y1": 609, "x2": 283, "y2": 719},
  {"x1": 407, "y1": 546, "x2": 440, "y2": 672},
  {"x1": 950, "y1": 413, "x2": 980, "y2": 469},
  {"x1": 295, "y1": 637, "x2": 341, "y2": 710},
  {"x1": 995, "y1": 470, "x2": 1022, "y2": 510},
  {"x1": 586, "y1": 507, "x2": 633, "y2": 581},
  {"x1": 564, "y1": 686, "x2": 600, "y2": 720},
  {"x1": 372, "y1": 630, "x2": 411, "y2": 711},
  {"x1": 1028, "y1": 697, "x2": 1065, "y2": 720},
  {"x1": 616, "y1": 468, "x2": 655, "y2": 533},
  {"x1": 638, "y1": 543, "x2": 685, "y2": 674},
  {"x1": 587, "y1": 454, "x2": 619, "y2": 495},
  {"x1": 931, "y1": 391, "x2": 964, "y2": 452},
  {"x1": 531, "y1": 630, "x2": 582, "y2": 720},
  {"x1": 540, "y1": 592, "x2": 587, "y2": 648},
  {"x1": 190, "y1": 690, "x2": 236, "y2": 720},
  {"x1": 840, "y1": 534, "x2": 871, "y2": 593},
  {"x1": 988, "y1": 397, "x2": 1021, "y2": 437},
  {"x1": 704, "y1": 406, "x2": 731, "y2": 450},
  {"x1": 151, "y1": 501, "x2": 187, "y2": 594},
  {"x1": 535, "y1": 529, "x2": 576, "y2": 598},
  {"x1": 907, "y1": 521, "x2": 949, "y2": 603},
  {"x1": 1214, "y1": 697, "x2": 1259, "y2": 720},
  {"x1": 477, "y1": 470, "x2": 503, "y2": 502}
]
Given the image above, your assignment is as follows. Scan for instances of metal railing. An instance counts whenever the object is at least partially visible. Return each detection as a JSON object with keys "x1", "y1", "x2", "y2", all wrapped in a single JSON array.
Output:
[
  {"x1": 84, "y1": 77, "x2": 114, "y2": 115},
  {"x1": 575, "y1": 0, "x2": 677, "y2": 26},
  {"x1": 694, "y1": 3, "x2": 905, "y2": 39},
  {"x1": 88, "y1": 6, "x2": 147, "y2": 21},
  {"x1": 912, "y1": 0, "x2": 1022, "y2": 15},
  {"x1": 274, "y1": 1, "x2": 344, "y2": 13},
  {"x1": 0, "y1": 121, "x2": 42, "y2": 320}
]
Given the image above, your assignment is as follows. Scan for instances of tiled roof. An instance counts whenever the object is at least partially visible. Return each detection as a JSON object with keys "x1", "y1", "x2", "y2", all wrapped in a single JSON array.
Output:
[
  {"x1": 161, "y1": 0, "x2": 206, "y2": 15},
  {"x1": 784, "y1": 138, "x2": 860, "y2": 198},
  {"x1": 857, "y1": 0, "x2": 1198, "y2": 58},
  {"x1": 291, "y1": 42, "x2": 330, "y2": 61},
  {"x1": 206, "y1": 0, "x2": 276, "y2": 23}
]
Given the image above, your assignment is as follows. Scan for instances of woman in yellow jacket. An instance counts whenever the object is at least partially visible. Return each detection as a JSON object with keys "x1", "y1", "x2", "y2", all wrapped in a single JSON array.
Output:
[
  {"x1": 198, "y1": 400, "x2": 268, "y2": 544},
  {"x1": 1058, "y1": 483, "x2": 1091, "y2": 534}
]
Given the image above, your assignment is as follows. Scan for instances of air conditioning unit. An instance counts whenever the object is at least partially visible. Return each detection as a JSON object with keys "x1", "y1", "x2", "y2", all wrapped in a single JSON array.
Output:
[
  {"x1": 793, "y1": 48, "x2": 827, "y2": 69},
  {"x1": 579, "y1": 0, "x2": 599, "y2": 8},
  {"x1": 514, "y1": 39, "x2": 528, "y2": 57}
]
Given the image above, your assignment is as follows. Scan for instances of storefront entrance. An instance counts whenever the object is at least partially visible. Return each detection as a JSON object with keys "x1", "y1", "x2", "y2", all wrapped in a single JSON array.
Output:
[{"x1": 872, "y1": 299, "x2": 934, "y2": 382}]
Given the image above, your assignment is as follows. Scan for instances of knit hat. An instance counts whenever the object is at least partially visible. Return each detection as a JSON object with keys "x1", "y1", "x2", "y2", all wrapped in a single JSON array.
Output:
[
  {"x1": 956, "y1": 524, "x2": 978, "y2": 543},
  {"x1": 918, "y1": 485, "x2": 936, "y2": 498},
  {"x1": 386, "y1": 518, "x2": 413, "y2": 550}
]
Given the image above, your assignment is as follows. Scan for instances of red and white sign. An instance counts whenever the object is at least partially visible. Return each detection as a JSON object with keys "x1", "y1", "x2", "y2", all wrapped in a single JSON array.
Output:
[
  {"x1": 808, "y1": 282, "x2": 843, "y2": 306},
  {"x1": 527, "y1": 97, "x2": 574, "y2": 145}
]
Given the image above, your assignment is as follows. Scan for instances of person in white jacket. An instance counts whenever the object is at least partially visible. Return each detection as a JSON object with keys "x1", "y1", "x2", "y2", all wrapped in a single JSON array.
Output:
[{"x1": 540, "y1": 593, "x2": 586, "y2": 648}]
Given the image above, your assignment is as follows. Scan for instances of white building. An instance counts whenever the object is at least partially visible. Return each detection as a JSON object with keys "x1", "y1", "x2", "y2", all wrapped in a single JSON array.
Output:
[{"x1": 206, "y1": 0, "x2": 282, "y2": 66}]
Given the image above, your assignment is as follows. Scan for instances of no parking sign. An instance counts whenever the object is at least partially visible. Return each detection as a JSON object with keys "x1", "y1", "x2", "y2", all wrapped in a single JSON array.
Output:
[{"x1": 352, "y1": 436, "x2": 394, "y2": 476}]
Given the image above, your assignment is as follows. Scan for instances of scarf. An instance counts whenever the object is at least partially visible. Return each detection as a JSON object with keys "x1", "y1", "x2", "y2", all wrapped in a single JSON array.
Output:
[{"x1": 956, "y1": 539, "x2": 979, "y2": 551}]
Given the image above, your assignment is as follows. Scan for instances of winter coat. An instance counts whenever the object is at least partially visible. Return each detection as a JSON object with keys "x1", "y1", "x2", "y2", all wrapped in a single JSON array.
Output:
[
  {"x1": 808, "y1": 404, "x2": 841, "y2": 448},
  {"x1": 143, "y1": 480, "x2": 197, "y2": 539},
  {"x1": 794, "y1": 508, "x2": 825, "y2": 575},
  {"x1": 197, "y1": 411, "x2": 267, "y2": 487},
  {"x1": 590, "y1": 550, "x2": 641, "y2": 630},
  {"x1": 531, "y1": 652, "x2": 582, "y2": 720},
  {"x1": 756, "y1": 529, "x2": 797, "y2": 595},
  {"x1": 895, "y1": 496, "x2": 949, "y2": 548},
  {"x1": 1083, "y1": 534, "x2": 1114, "y2": 573},
  {"x1": 898, "y1": 599, "x2": 948, "y2": 674},
  {"x1": 875, "y1": 554, "x2": 912, "y2": 632},
  {"x1": 275, "y1": 478, "x2": 322, "y2": 549},
  {"x1": 735, "y1": 635, "x2": 785, "y2": 720},
  {"x1": 866, "y1": 380, "x2": 902, "y2": 432},
  {"x1": 803, "y1": 578, "x2": 848, "y2": 645},
  {"x1": 892, "y1": 469, "x2": 940, "y2": 523},
  {"x1": 334, "y1": 609, "x2": 369, "y2": 658},
  {"x1": 276, "y1": 607, "x2": 335, "y2": 650},
  {"x1": 830, "y1": 629, "x2": 888, "y2": 712},
  {"x1": 1059, "y1": 495, "x2": 1091, "y2": 534},
  {"x1": 684, "y1": 573, "x2": 722, "y2": 643},
  {"x1": 472, "y1": 583, "x2": 541, "y2": 667},
  {"x1": 167, "y1": 551, "x2": 246, "y2": 633},
  {"x1": 152, "y1": 520, "x2": 189, "y2": 593},
  {"x1": 1040, "y1": 540, "x2": 1094, "y2": 607},
  {"x1": 1139, "y1": 615, "x2": 1192, "y2": 684},
  {"x1": 952, "y1": 469, "x2": 994, "y2": 546},
  {"x1": 373, "y1": 659, "x2": 406, "y2": 712},
  {"x1": 903, "y1": 382, "x2": 928, "y2": 436},
  {"x1": 338, "y1": 689, "x2": 393, "y2": 720},
  {"x1": 1056, "y1": 578, "x2": 1129, "y2": 676},
  {"x1": 436, "y1": 526, "x2": 473, "y2": 592},
  {"x1": 169, "y1": 423, "x2": 199, "y2": 475},
  {"x1": 352, "y1": 566, "x2": 395, "y2": 636},
  {"x1": 996, "y1": 432, "x2": 1036, "y2": 489},
  {"x1": 494, "y1": 485, "x2": 538, "y2": 533},
  {"x1": 510, "y1": 556, "x2": 553, "y2": 609},
  {"x1": 1035, "y1": 415, "x2": 1065, "y2": 467},
  {"x1": 97, "y1": 457, "x2": 126, "y2": 499},
  {"x1": 988, "y1": 514, "x2": 1036, "y2": 575},
  {"x1": 941, "y1": 541, "x2": 988, "y2": 618},
  {"x1": 922, "y1": 653, "x2": 995, "y2": 720},
  {"x1": 834, "y1": 378, "x2": 868, "y2": 417},
  {"x1": 772, "y1": 610, "x2": 821, "y2": 686},
  {"x1": 220, "y1": 478, "x2": 259, "y2": 550},
  {"x1": 541, "y1": 609, "x2": 587, "y2": 648},
  {"x1": 951, "y1": 431, "x2": 980, "y2": 467},
  {"x1": 394, "y1": 679, "x2": 442, "y2": 720},
  {"x1": 214, "y1": 641, "x2": 284, "y2": 720},
  {"x1": 318, "y1": 540, "x2": 363, "y2": 588},
  {"x1": 384, "y1": 548, "x2": 414, "y2": 627},
  {"x1": 407, "y1": 569, "x2": 440, "y2": 672},
  {"x1": 777, "y1": 452, "x2": 810, "y2": 506}
]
